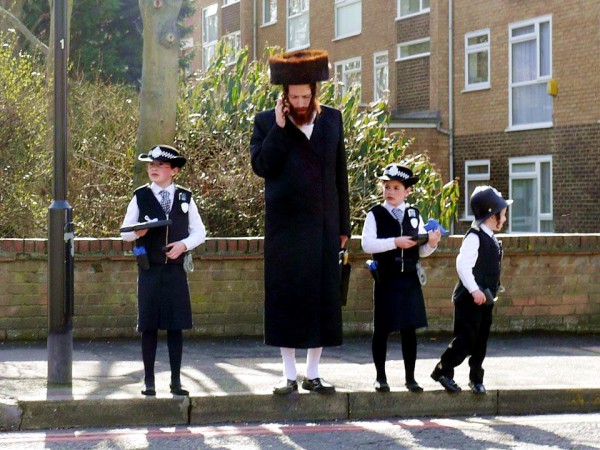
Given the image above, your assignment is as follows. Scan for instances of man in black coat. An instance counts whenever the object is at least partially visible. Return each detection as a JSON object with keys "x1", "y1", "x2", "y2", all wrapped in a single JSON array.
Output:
[{"x1": 250, "y1": 50, "x2": 351, "y2": 395}]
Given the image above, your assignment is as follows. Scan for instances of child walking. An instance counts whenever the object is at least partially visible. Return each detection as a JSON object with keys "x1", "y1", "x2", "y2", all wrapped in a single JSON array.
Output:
[
  {"x1": 361, "y1": 163, "x2": 441, "y2": 392},
  {"x1": 121, "y1": 145, "x2": 206, "y2": 396},
  {"x1": 431, "y1": 185, "x2": 511, "y2": 394}
]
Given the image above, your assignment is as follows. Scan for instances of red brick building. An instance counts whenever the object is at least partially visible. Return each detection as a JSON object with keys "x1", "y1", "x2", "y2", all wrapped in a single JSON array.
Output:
[{"x1": 183, "y1": 0, "x2": 600, "y2": 233}]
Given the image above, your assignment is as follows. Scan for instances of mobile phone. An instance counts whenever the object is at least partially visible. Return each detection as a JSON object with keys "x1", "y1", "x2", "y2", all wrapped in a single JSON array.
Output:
[{"x1": 281, "y1": 95, "x2": 290, "y2": 115}]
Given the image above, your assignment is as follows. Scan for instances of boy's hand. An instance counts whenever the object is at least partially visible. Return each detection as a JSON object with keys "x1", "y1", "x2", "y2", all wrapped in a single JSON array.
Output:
[
  {"x1": 135, "y1": 229, "x2": 148, "y2": 238},
  {"x1": 394, "y1": 236, "x2": 418, "y2": 249},
  {"x1": 427, "y1": 228, "x2": 442, "y2": 247},
  {"x1": 164, "y1": 241, "x2": 187, "y2": 259},
  {"x1": 472, "y1": 289, "x2": 486, "y2": 305}
]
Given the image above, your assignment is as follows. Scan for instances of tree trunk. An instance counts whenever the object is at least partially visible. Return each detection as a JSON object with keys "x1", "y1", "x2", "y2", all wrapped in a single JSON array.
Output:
[
  {"x1": 0, "y1": 1, "x2": 48, "y2": 56},
  {"x1": 136, "y1": 0, "x2": 183, "y2": 187}
]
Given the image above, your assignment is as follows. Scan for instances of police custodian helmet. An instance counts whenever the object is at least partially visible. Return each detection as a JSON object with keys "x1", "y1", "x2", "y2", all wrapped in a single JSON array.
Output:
[{"x1": 470, "y1": 186, "x2": 513, "y2": 224}]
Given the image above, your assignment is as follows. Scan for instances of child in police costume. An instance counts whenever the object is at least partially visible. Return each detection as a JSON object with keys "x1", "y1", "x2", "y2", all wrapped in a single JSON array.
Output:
[
  {"x1": 121, "y1": 145, "x2": 206, "y2": 396},
  {"x1": 361, "y1": 164, "x2": 442, "y2": 393},
  {"x1": 431, "y1": 185, "x2": 511, "y2": 394}
]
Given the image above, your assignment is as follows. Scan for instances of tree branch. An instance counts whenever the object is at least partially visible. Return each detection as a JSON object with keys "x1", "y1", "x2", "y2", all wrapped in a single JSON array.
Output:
[{"x1": 0, "y1": 6, "x2": 48, "y2": 56}]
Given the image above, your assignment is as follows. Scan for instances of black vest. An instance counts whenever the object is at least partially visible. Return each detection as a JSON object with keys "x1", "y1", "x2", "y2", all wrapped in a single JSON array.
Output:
[
  {"x1": 453, "y1": 227, "x2": 503, "y2": 301},
  {"x1": 370, "y1": 204, "x2": 421, "y2": 279},
  {"x1": 135, "y1": 185, "x2": 191, "y2": 265}
]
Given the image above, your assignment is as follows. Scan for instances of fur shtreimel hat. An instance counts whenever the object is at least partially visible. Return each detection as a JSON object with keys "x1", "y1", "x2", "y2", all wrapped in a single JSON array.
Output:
[
  {"x1": 269, "y1": 49, "x2": 330, "y2": 85},
  {"x1": 138, "y1": 145, "x2": 186, "y2": 168}
]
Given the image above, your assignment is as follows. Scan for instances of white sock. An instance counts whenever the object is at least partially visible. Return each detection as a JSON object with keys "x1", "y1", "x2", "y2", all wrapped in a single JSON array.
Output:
[
  {"x1": 280, "y1": 347, "x2": 297, "y2": 380},
  {"x1": 306, "y1": 347, "x2": 323, "y2": 380}
]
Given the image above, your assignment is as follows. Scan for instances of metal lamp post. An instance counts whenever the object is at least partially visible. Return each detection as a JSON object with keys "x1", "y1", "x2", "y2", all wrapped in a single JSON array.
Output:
[{"x1": 47, "y1": 0, "x2": 74, "y2": 385}]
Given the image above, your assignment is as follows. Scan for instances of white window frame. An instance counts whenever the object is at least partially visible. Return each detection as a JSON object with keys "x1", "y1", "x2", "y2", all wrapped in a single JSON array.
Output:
[
  {"x1": 508, "y1": 15, "x2": 553, "y2": 131},
  {"x1": 334, "y1": 57, "x2": 362, "y2": 100},
  {"x1": 397, "y1": 0, "x2": 430, "y2": 20},
  {"x1": 223, "y1": 31, "x2": 241, "y2": 66},
  {"x1": 262, "y1": 0, "x2": 277, "y2": 26},
  {"x1": 373, "y1": 51, "x2": 389, "y2": 102},
  {"x1": 202, "y1": 4, "x2": 219, "y2": 72},
  {"x1": 287, "y1": 0, "x2": 310, "y2": 51},
  {"x1": 396, "y1": 37, "x2": 430, "y2": 61},
  {"x1": 464, "y1": 29, "x2": 490, "y2": 91},
  {"x1": 222, "y1": 0, "x2": 239, "y2": 6},
  {"x1": 508, "y1": 155, "x2": 553, "y2": 233},
  {"x1": 463, "y1": 160, "x2": 490, "y2": 220},
  {"x1": 334, "y1": 0, "x2": 362, "y2": 40}
]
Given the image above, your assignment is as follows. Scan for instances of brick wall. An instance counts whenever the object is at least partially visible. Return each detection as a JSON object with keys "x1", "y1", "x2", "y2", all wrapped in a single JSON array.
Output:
[
  {"x1": 221, "y1": 1, "x2": 241, "y2": 35},
  {"x1": 396, "y1": 11, "x2": 431, "y2": 114},
  {"x1": 1, "y1": 235, "x2": 598, "y2": 340},
  {"x1": 453, "y1": 123, "x2": 600, "y2": 234}
]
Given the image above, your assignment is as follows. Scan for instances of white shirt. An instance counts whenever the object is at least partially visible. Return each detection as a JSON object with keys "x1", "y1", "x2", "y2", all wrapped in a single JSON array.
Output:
[
  {"x1": 456, "y1": 223, "x2": 495, "y2": 294},
  {"x1": 289, "y1": 111, "x2": 317, "y2": 139},
  {"x1": 361, "y1": 201, "x2": 436, "y2": 258},
  {"x1": 120, "y1": 182, "x2": 206, "y2": 251}
]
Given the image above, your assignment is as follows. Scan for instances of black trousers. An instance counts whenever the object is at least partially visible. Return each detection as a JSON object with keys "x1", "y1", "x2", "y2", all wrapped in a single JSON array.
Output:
[{"x1": 437, "y1": 300, "x2": 494, "y2": 384}]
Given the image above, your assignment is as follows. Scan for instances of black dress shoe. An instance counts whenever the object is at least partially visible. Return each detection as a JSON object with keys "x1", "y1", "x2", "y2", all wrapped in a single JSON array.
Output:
[
  {"x1": 273, "y1": 378, "x2": 298, "y2": 395},
  {"x1": 436, "y1": 375, "x2": 461, "y2": 393},
  {"x1": 374, "y1": 379, "x2": 390, "y2": 392},
  {"x1": 141, "y1": 387, "x2": 156, "y2": 396},
  {"x1": 469, "y1": 382, "x2": 486, "y2": 394},
  {"x1": 405, "y1": 381, "x2": 424, "y2": 393},
  {"x1": 302, "y1": 377, "x2": 336, "y2": 394},
  {"x1": 170, "y1": 384, "x2": 189, "y2": 396}
]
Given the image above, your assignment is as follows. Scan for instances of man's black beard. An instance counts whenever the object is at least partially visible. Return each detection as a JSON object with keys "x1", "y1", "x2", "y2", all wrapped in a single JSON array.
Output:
[{"x1": 289, "y1": 101, "x2": 316, "y2": 126}]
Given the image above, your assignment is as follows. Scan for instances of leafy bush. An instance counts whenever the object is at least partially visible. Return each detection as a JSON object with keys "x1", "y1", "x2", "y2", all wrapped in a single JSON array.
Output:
[
  {"x1": 177, "y1": 43, "x2": 458, "y2": 236},
  {"x1": 2, "y1": 35, "x2": 457, "y2": 238},
  {"x1": 0, "y1": 30, "x2": 49, "y2": 236},
  {"x1": 0, "y1": 30, "x2": 138, "y2": 238},
  {"x1": 68, "y1": 75, "x2": 138, "y2": 236}
]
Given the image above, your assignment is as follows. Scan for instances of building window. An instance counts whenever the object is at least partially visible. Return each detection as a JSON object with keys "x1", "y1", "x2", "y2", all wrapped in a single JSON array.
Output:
[
  {"x1": 509, "y1": 16, "x2": 552, "y2": 130},
  {"x1": 222, "y1": 0, "x2": 239, "y2": 5},
  {"x1": 202, "y1": 4, "x2": 219, "y2": 72},
  {"x1": 373, "y1": 51, "x2": 388, "y2": 102},
  {"x1": 224, "y1": 31, "x2": 241, "y2": 65},
  {"x1": 335, "y1": 57, "x2": 361, "y2": 99},
  {"x1": 397, "y1": 38, "x2": 430, "y2": 61},
  {"x1": 263, "y1": 0, "x2": 277, "y2": 25},
  {"x1": 509, "y1": 155, "x2": 553, "y2": 233},
  {"x1": 398, "y1": 0, "x2": 430, "y2": 19},
  {"x1": 465, "y1": 29, "x2": 490, "y2": 90},
  {"x1": 287, "y1": 0, "x2": 309, "y2": 50},
  {"x1": 335, "y1": 0, "x2": 361, "y2": 39},
  {"x1": 464, "y1": 160, "x2": 490, "y2": 219}
]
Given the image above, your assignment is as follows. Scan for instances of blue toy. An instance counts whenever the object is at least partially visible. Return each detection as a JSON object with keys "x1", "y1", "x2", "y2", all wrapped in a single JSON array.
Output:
[{"x1": 424, "y1": 218, "x2": 449, "y2": 236}]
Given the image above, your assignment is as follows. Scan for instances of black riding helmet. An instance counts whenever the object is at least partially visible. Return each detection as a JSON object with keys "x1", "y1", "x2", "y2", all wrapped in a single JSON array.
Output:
[{"x1": 471, "y1": 186, "x2": 513, "y2": 224}]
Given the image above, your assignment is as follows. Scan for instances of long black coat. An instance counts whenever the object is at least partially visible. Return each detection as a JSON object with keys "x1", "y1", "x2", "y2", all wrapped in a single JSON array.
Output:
[{"x1": 250, "y1": 106, "x2": 351, "y2": 348}]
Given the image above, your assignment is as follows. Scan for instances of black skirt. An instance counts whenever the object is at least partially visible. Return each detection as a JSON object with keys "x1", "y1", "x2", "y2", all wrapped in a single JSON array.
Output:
[
  {"x1": 137, "y1": 264, "x2": 192, "y2": 331},
  {"x1": 373, "y1": 272, "x2": 428, "y2": 333}
]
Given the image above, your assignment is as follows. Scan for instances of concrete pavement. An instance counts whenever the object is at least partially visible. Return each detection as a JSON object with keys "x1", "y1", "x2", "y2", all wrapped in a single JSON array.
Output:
[{"x1": 1, "y1": 333, "x2": 600, "y2": 430}]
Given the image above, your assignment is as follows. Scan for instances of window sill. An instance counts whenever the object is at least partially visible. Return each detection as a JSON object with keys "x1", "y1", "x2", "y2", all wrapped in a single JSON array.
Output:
[
  {"x1": 395, "y1": 53, "x2": 430, "y2": 62},
  {"x1": 261, "y1": 21, "x2": 277, "y2": 28},
  {"x1": 395, "y1": 9, "x2": 430, "y2": 22},
  {"x1": 332, "y1": 32, "x2": 362, "y2": 42},
  {"x1": 505, "y1": 122, "x2": 553, "y2": 132},
  {"x1": 286, "y1": 44, "x2": 310, "y2": 52},
  {"x1": 462, "y1": 84, "x2": 491, "y2": 93}
]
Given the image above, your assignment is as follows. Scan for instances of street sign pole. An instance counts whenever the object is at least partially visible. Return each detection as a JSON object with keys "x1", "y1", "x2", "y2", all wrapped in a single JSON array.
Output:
[{"x1": 47, "y1": 0, "x2": 74, "y2": 385}]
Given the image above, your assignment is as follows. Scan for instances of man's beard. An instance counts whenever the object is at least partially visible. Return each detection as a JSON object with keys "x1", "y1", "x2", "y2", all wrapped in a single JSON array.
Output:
[{"x1": 289, "y1": 100, "x2": 316, "y2": 126}]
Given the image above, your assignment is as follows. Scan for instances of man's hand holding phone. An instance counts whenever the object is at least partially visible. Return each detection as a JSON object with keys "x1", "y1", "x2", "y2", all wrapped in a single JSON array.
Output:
[{"x1": 275, "y1": 96, "x2": 289, "y2": 128}]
